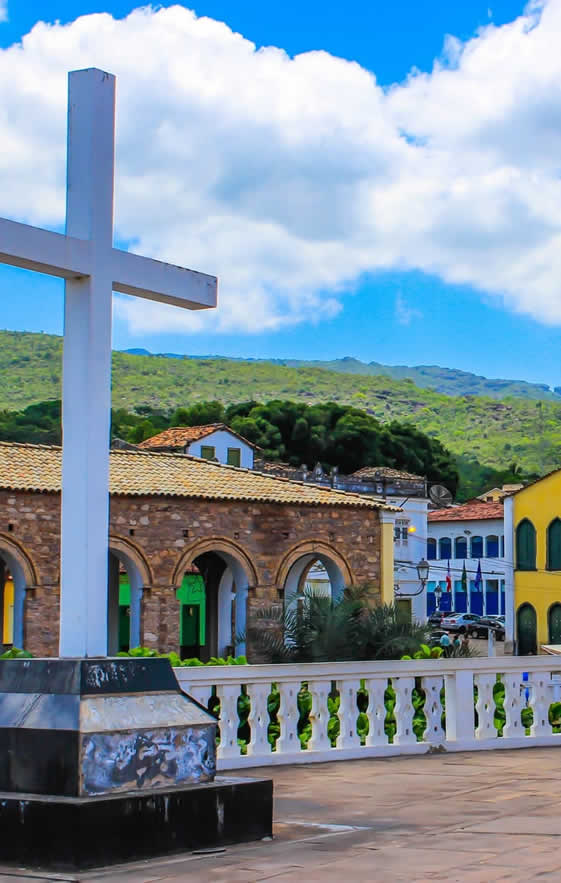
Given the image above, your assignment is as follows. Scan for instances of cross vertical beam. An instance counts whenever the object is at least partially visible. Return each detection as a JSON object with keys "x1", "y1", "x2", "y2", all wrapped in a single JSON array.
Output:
[{"x1": 59, "y1": 70, "x2": 116, "y2": 657}]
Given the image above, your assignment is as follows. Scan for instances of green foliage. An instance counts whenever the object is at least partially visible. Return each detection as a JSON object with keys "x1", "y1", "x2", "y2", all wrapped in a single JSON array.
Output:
[
  {"x1": 3, "y1": 330, "x2": 561, "y2": 499},
  {"x1": 402, "y1": 643, "x2": 444, "y2": 660},
  {"x1": 116, "y1": 648, "x2": 248, "y2": 666},
  {"x1": 0, "y1": 647, "x2": 33, "y2": 659},
  {"x1": 247, "y1": 590, "x2": 431, "y2": 663}
]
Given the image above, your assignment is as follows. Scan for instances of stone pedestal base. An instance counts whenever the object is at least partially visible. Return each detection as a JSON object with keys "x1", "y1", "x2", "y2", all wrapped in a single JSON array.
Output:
[{"x1": 0, "y1": 776, "x2": 273, "y2": 871}]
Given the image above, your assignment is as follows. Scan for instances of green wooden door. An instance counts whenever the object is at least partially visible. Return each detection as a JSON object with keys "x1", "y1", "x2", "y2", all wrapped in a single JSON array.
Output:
[
  {"x1": 517, "y1": 604, "x2": 537, "y2": 655},
  {"x1": 549, "y1": 604, "x2": 561, "y2": 644}
]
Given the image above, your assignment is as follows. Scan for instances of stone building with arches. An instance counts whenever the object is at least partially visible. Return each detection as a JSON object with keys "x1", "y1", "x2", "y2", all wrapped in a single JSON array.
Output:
[{"x1": 0, "y1": 441, "x2": 397, "y2": 658}]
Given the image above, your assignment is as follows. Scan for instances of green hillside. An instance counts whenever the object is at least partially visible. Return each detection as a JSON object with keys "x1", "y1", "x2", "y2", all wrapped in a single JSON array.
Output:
[{"x1": 1, "y1": 330, "x2": 560, "y2": 480}]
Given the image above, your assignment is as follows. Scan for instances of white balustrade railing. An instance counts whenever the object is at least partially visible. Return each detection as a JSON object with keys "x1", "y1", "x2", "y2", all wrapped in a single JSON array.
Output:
[{"x1": 174, "y1": 657, "x2": 561, "y2": 771}]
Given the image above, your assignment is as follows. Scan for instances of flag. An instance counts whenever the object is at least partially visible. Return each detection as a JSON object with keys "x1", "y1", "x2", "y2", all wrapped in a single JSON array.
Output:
[
  {"x1": 474, "y1": 560, "x2": 482, "y2": 592},
  {"x1": 446, "y1": 560, "x2": 452, "y2": 593},
  {"x1": 461, "y1": 560, "x2": 467, "y2": 592}
]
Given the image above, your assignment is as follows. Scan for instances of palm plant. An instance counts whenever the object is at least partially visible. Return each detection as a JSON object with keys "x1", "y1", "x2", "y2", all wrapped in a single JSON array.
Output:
[{"x1": 245, "y1": 586, "x2": 431, "y2": 663}]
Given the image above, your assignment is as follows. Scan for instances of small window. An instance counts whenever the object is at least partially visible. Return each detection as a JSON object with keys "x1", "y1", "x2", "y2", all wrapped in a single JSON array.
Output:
[
  {"x1": 547, "y1": 518, "x2": 561, "y2": 571},
  {"x1": 227, "y1": 447, "x2": 241, "y2": 467},
  {"x1": 516, "y1": 519, "x2": 536, "y2": 571},
  {"x1": 439, "y1": 537, "x2": 452, "y2": 560},
  {"x1": 486, "y1": 535, "x2": 499, "y2": 558},
  {"x1": 401, "y1": 527, "x2": 408, "y2": 542},
  {"x1": 471, "y1": 536, "x2": 484, "y2": 558},
  {"x1": 394, "y1": 526, "x2": 401, "y2": 542},
  {"x1": 427, "y1": 538, "x2": 437, "y2": 560},
  {"x1": 455, "y1": 537, "x2": 467, "y2": 558},
  {"x1": 200, "y1": 445, "x2": 216, "y2": 460}
]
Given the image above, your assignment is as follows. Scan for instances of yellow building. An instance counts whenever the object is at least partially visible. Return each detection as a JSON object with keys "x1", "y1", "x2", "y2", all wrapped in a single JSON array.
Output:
[{"x1": 510, "y1": 470, "x2": 561, "y2": 653}]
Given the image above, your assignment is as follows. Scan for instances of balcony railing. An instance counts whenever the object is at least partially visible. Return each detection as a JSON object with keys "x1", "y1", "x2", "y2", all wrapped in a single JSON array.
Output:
[{"x1": 174, "y1": 657, "x2": 561, "y2": 770}]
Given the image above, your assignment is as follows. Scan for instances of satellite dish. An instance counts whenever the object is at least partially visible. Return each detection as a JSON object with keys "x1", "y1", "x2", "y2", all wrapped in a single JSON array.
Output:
[{"x1": 429, "y1": 484, "x2": 453, "y2": 507}]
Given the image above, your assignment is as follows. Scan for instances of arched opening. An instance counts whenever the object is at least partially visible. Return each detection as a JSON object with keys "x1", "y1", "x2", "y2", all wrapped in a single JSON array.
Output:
[
  {"x1": 547, "y1": 518, "x2": 561, "y2": 571},
  {"x1": 173, "y1": 541, "x2": 256, "y2": 661},
  {"x1": 516, "y1": 519, "x2": 536, "y2": 571},
  {"x1": 438, "y1": 537, "x2": 451, "y2": 560},
  {"x1": 0, "y1": 537, "x2": 37, "y2": 652},
  {"x1": 107, "y1": 538, "x2": 151, "y2": 656},
  {"x1": 517, "y1": 603, "x2": 537, "y2": 656},
  {"x1": 277, "y1": 543, "x2": 353, "y2": 607},
  {"x1": 427, "y1": 538, "x2": 437, "y2": 560},
  {"x1": 470, "y1": 536, "x2": 484, "y2": 558},
  {"x1": 548, "y1": 603, "x2": 561, "y2": 645},
  {"x1": 454, "y1": 536, "x2": 467, "y2": 558},
  {"x1": 486, "y1": 535, "x2": 499, "y2": 558}
]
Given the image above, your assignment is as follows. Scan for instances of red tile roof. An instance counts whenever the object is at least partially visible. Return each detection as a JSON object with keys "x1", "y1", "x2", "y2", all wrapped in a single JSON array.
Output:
[
  {"x1": 429, "y1": 501, "x2": 504, "y2": 522},
  {"x1": 138, "y1": 424, "x2": 256, "y2": 450}
]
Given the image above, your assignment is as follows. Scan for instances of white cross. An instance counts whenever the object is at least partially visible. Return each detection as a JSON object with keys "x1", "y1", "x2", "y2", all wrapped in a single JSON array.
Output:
[{"x1": 0, "y1": 68, "x2": 217, "y2": 657}]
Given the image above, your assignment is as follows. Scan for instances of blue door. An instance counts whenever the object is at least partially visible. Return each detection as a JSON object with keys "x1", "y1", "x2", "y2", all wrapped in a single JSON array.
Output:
[
  {"x1": 486, "y1": 591, "x2": 499, "y2": 615},
  {"x1": 455, "y1": 591, "x2": 467, "y2": 613},
  {"x1": 471, "y1": 592, "x2": 483, "y2": 616}
]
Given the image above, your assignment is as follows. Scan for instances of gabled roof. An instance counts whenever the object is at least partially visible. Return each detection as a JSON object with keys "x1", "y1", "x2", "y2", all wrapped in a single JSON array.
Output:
[
  {"x1": 138, "y1": 423, "x2": 257, "y2": 451},
  {"x1": 0, "y1": 442, "x2": 399, "y2": 510},
  {"x1": 429, "y1": 501, "x2": 504, "y2": 522}
]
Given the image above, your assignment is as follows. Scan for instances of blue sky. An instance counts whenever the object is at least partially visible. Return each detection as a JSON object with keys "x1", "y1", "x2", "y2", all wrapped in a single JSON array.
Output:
[{"x1": 3, "y1": 0, "x2": 561, "y2": 386}]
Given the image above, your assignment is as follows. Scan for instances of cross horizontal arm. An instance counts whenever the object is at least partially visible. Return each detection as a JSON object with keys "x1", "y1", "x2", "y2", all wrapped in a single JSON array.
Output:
[
  {"x1": 0, "y1": 218, "x2": 91, "y2": 279},
  {"x1": 112, "y1": 248, "x2": 217, "y2": 310}
]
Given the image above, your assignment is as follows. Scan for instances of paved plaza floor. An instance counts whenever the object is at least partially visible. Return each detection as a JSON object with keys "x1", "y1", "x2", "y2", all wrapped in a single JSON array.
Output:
[{"x1": 2, "y1": 746, "x2": 561, "y2": 882}]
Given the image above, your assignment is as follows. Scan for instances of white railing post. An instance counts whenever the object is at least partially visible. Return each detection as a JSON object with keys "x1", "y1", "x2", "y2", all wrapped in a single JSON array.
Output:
[
  {"x1": 503, "y1": 672, "x2": 524, "y2": 739},
  {"x1": 364, "y1": 677, "x2": 389, "y2": 747},
  {"x1": 421, "y1": 676, "x2": 445, "y2": 745},
  {"x1": 336, "y1": 678, "x2": 361, "y2": 750},
  {"x1": 246, "y1": 682, "x2": 272, "y2": 759},
  {"x1": 445, "y1": 669, "x2": 475, "y2": 744},
  {"x1": 308, "y1": 680, "x2": 331, "y2": 752},
  {"x1": 529, "y1": 671, "x2": 551, "y2": 738},
  {"x1": 394, "y1": 677, "x2": 416, "y2": 746},
  {"x1": 276, "y1": 681, "x2": 301, "y2": 755},
  {"x1": 216, "y1": 683, "x2": 241, "y2": 761},
  {"x1": 474, "y1": 673, "x2": 497, "y2": 740}
]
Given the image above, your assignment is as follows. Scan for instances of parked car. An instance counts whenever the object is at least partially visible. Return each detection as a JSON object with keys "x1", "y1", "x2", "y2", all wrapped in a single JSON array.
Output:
[
  {"x1": 469, "y1": 616, "x2": 505, "y2": 641},
  {"x1": 428, "y1": 610, "x2": 457, "y2": 628},
  {"x1": 440, "y1": 612, "x2": 481, "y2": 634}
]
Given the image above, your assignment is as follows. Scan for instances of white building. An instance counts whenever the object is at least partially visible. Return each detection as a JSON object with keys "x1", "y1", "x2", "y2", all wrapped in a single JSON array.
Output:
[
  {"x1": 427, "y1": 501, "x2": 507, "y2": 616},
  {"x1": 351, "y1": 468, "x2": 430, "y2": 623},
  {"x1": 139, "y1": 423, "x2": 256, "y2": 469}
]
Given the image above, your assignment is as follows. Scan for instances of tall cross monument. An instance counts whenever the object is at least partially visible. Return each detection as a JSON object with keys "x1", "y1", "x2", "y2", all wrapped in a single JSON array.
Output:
[{"x1": 0, "y1": 69, "x2": 217, "y2": 657}]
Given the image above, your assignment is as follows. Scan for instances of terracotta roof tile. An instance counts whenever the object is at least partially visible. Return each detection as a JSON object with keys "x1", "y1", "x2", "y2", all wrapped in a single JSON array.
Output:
[
  {"x1": 138, "y1": 424, "x2": 223, "y2": 448},
  {"x1": 428, "y1": 501, "x2": 504, "y2": 522},
  {"x1": 0, "y1": 442, "x2": 399, "y2": 510}
]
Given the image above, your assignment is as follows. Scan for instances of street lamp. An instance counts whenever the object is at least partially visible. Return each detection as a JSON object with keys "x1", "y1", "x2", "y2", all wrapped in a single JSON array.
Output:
[{"x1": 416, "y1": 558, "x2": 430, "y2": 585}]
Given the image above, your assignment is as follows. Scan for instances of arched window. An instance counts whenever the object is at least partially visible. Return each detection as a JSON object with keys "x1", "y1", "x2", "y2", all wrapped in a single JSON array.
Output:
[
  {"x1": 427, "y1": 538, "x2": 437, "y2": 560},
  {"x1": 486, "y1": 535, "x2": 499, "y2": 558},
  {"x1": 454, "y1": 537, "x2": 467, "y2": 559},
  {"x1": 517, "y1": 603, "x2": 537, "y2": 655},
  {"x1": 471, "y1": 536, "x2": 484, "y2": 558},
  {"x1": 547, "y1": 519, "x2": 561, "y2": 571},
  {"x1": 516, "y1": 519, "x2": 536, "y2": 571},
  {"x1": 439, "y1": 537, "x2": 452, "y2": 560},
  {"x1": 549, "y1": 603, "x2": 561, "y2": 644}
]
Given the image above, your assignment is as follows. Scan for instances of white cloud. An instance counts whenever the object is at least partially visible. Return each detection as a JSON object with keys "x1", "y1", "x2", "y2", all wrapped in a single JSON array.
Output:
[
  {"x1": 0, "y1": 1, "x2": 7, "y2": 23},
  {"x1": 395, "y1": 292, "x2": 422, "y2": 326},
  {"x1": 2, "y1": 3, "x2": 561, "y2": 333}
]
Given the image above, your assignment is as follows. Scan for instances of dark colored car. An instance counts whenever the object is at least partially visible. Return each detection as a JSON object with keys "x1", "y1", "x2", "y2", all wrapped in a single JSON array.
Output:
[
  {"x1": 428, "y1": 610, "x2": 457, "y2": 628},
  {"x1": 469, "y1": 616, "x2": 505, "y2": 641}
]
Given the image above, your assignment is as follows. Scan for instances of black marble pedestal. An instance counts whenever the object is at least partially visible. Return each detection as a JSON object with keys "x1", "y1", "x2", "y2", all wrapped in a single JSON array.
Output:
[
  {"x1": 0, "y1": 657, "x2": 273, "y2": 870},
  {"x1": 0, "y1": 777, "x2": 273, "y2": 871}
]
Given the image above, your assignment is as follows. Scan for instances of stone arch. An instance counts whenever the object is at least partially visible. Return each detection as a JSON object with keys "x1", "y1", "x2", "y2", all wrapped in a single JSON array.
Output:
[
  {"x1": 172, "y1": 538, "x2": 258, "y2": 659},
  {"x1": 275, "y1": 540, "x2": 354, "y2": 596},
  {"x1": 108, "y1": 535, "x2": 153, "y2": 654},
  {"x1": 0, "y1": 533, "x2": 39, "y2": 650}
]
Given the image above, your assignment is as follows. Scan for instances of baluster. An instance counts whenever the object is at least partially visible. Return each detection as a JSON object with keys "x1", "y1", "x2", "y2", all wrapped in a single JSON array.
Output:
[
  {"x1": 421, "y1": 676, "x2": 445, "y2": 745},
  {"x1": 215, "y1": 683, "x2": 242, "y2": 760},
  {"x1": 336, "y1": 678, "x2": 361, "y2": 750},
  {"x1": 503, "y1": 672, "x2": 524, "y2": 739},
  {"x1": 246, "y1": 682, "x2": 272, "y2": 758},
  {"x1": 394, "y1": 677, "x2": 416, "y2": 745},
  {"x1": 308, "y1": 680, "x2": 331, "y2": 751},
  {"x1": 276, "y1": 682, "x2": 300, "y2": 755},
  {"x1": 474, "y1": 674, "x2": 496, "y2": 740},
  {"x1": 529, "y1": 672, "x2": 551, "y2": 737},
  {"x1": 364, "y1": 677, "x2": 388, "y2": 747},
  {"x1": 186, "y1": 684, "x2": 214, "y2": 711}
]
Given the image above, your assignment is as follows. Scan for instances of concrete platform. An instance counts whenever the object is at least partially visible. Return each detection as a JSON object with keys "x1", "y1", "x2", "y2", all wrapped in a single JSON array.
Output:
[{"x1": 2, "y1": 747, "x2": 561, "y2": 881}]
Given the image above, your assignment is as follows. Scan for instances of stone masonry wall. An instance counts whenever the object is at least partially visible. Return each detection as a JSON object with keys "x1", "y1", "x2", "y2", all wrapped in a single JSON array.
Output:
[{"x1": 0, "y1": 489, "x2": 382, "y2": 658}]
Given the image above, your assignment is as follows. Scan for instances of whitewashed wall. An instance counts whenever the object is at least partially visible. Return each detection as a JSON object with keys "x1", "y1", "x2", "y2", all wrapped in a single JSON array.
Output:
[{"x1": 187, "y1": 429, "x2": 254, "y2": 468}]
